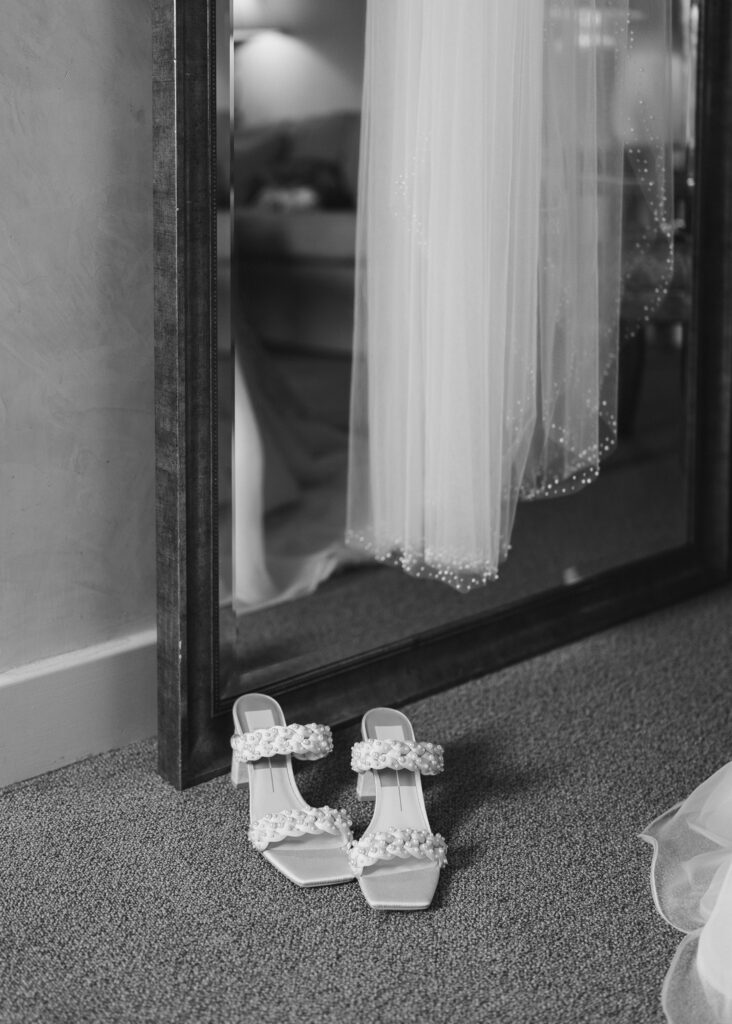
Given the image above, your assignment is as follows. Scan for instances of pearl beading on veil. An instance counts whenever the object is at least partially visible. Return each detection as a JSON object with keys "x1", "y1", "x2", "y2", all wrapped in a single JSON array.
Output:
[{"x1": 346, "y1": 0, "x2": 673, "y2": 592}]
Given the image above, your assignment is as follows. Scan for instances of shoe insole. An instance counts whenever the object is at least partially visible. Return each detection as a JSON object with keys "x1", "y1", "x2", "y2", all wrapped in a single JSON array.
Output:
[
  {"x1": 235, "y1": 699, "x2": 309, "y2": 821},
  {"x1": 362, "y1": 708, "x2": 430, "y2": 835}
]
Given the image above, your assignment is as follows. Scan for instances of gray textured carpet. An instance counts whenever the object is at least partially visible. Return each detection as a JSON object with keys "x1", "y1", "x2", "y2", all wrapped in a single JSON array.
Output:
[{"x1": 2, "y1": 586, "x2": 732, "y2": 1024}]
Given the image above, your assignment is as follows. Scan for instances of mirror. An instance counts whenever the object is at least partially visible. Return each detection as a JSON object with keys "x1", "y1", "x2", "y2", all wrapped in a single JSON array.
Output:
[
  {"x1": 218, "y1": 0, "x2": 693, "y2": 671},
  {"x1": 154, "y1": 0, "x2": 732, "y2": 788}
]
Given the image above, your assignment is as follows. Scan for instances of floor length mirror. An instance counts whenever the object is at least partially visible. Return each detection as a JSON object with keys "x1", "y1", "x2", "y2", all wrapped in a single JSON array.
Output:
[
  {"x1": 218, "y1": 0, "x2": 693, "y2": 680},
  {"x1": 154, "y1": 0, "x2": 732, "y2": 788}
]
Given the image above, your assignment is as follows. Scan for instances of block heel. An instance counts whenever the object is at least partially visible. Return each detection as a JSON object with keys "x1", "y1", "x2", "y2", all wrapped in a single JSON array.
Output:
[
  {"x1": 356, "y1": 769, "x2": 375, "y2": 800},
  {"x1": 230, "y1": 756, "x2": 249, "y2": 789}
]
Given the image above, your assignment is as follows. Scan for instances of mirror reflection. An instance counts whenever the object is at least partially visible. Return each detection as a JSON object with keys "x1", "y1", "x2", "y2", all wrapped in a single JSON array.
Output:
[{"x1": 217, "y1": 0, "x2": 697, "y2": 687}]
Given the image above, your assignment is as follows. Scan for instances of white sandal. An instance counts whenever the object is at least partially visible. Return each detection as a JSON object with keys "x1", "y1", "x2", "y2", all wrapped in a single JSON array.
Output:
[
  {"x1": 347, "y1": 707, "x2": 447, "y2": 910},
  {"x1": 231, "y1": 693, "x2": 354, "y2": 887}
]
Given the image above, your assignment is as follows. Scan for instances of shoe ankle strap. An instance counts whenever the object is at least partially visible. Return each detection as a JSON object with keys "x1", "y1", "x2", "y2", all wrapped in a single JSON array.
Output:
[
  {"x1": 231, "y1": 722, "x2": 333, "y2": 763},
  {"x1": 351, "y1": 738, "x2": 444, "y2": 775}
]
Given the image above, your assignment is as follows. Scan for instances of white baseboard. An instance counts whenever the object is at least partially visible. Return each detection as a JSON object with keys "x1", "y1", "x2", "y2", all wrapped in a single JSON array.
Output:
[{"x1": 0, "y1": 629, "x2": 157, "y2": 789}]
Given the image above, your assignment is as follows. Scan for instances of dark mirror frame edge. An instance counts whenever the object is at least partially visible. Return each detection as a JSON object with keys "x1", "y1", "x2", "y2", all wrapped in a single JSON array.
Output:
[{"x1": 153, "y1": 0, "x2": 732, "y2": 790}]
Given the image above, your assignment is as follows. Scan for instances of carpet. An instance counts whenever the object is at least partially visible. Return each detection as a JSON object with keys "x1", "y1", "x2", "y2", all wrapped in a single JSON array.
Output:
[{"x1": 2, "y1": 585, "x2": 731, "y2": 1024}]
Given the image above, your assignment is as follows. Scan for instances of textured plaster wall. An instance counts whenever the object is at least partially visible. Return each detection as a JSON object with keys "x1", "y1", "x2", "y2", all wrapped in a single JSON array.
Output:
[{"x1": 0, "y1": 1, "x2": 155, "y2": 671}]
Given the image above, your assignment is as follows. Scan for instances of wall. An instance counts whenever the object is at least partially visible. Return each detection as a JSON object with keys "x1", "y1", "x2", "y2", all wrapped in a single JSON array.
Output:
[
  {"x1": 0, "y1": 0, "x2": 365, "y2": 785},
  {"x1": 0, "y1": 0, "x2": 156, "y2": 783},
  {"x1": 233, "y1": 0, "x2": 366, "y2": 126}
]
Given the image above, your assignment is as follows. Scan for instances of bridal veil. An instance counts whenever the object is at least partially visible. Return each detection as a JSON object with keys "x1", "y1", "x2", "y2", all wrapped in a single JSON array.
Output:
[
  {"x1": 347, "y1": 0, "x2": 674, "y2": 591},
  {"x1": 642, "y1": 762, "x2": 732, "y2": 1023}
]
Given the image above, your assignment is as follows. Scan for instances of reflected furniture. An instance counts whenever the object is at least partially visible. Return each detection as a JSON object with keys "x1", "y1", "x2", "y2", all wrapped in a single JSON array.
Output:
[{"x1": 233, "y1": 111, "x2": 360, "y2": 355}]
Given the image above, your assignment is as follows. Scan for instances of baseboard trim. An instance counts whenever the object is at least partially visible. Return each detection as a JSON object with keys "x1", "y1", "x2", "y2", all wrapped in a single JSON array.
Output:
[{"x1": 0, "y1": 629, "x2": 157, "y2": 788}]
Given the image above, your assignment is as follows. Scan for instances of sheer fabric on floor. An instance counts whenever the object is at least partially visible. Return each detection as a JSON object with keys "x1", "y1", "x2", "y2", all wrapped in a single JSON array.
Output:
[
  {"x1": 230, "y1": 320, "x2": 355, "y2": 611},
  {"x1": 642, "y1": 762, "x2": 732, "y2": 1024},
  {"x1": 347, "y1": 0, "x2": 673, "y2": 592}
]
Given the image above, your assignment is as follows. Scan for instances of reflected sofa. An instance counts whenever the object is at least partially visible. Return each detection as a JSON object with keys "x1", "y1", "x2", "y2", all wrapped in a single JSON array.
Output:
[{"x1": 232, "y1": 110, "x2": 360, "y2": 356}]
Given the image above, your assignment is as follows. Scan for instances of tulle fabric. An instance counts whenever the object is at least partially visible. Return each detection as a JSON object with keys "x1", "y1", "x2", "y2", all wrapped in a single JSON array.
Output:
[
  {"x1": 641, "y1": 762, "x2": 732, "y2": 1024},
  {"x1": 230, "y1": 320, "x2": 355, "y2": 611},
  {"x1": 347, "y1": 0, "x2": 674, "y2": 591}
]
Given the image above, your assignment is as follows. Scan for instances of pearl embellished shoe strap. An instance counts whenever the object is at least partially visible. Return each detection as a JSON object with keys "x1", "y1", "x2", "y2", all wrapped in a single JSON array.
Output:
[
  {"x1": 231, "y1": 722, "x2": 333, "y2": 763},
  {"x1": 347, "y1": 828, "x2": 448, "y2": 876},
  {"x1": 351, "y1": 738, "x2": 444, "y2": 775},
  {"x1": 248, "y1": 805, "x2": 353, "y2": 852}
]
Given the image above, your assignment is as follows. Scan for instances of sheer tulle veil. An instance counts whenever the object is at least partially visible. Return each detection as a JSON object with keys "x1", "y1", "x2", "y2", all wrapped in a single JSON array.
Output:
[
  {"x1": 346, "y1": 0, "x2": 674, "y2": 592},
  {"x1": 641, "y1": 762, "x2": 732, "y2": 1023}
]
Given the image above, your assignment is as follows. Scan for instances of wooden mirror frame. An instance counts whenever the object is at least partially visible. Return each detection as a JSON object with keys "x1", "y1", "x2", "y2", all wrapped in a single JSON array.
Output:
[{"x1": 153, "y1": 0, "x2": 732, "y2": 790}]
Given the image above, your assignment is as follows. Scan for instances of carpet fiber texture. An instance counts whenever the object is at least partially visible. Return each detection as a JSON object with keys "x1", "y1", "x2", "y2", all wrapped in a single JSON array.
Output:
[{"x1": 2, "y1": 586, "x2": 731, "y2": 1024}]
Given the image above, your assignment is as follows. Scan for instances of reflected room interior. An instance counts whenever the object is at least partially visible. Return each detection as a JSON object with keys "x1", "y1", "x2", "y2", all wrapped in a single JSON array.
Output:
[{"x1": 217, "y1": 0, "x2": 697, "y2": 691}]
